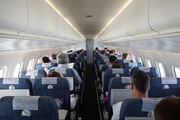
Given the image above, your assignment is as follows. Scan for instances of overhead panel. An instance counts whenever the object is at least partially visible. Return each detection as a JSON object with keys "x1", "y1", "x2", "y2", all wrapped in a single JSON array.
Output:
[{"x1": 47, "y1": 0, "x2": 128, "y2": 39}]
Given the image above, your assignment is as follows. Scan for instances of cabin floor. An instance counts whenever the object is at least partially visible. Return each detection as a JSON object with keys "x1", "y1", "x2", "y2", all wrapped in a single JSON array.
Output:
[{"x1": 79, "y1": 64, "x2": 101, "y2": 120}]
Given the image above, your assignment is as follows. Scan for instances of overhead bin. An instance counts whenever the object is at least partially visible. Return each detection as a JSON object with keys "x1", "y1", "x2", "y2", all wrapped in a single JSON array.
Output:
[
  {"x1": 0, "y1": 0, "x2": 27, "y2": 35},
  {"x1": 0, "y1": 0, "x2": 83, "y2": 42},
  {"x1": 149, "y1": 0, "x2": 180, "y2": 35},
  {"x1": 96, "y1": 0, "x2": 157, "y2": 42}
]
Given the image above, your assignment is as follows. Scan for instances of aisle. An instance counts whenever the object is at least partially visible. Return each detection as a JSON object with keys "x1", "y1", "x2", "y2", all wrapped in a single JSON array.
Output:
[{"x1": 80, "y1": 64, "x2": 101, "y2": 120}]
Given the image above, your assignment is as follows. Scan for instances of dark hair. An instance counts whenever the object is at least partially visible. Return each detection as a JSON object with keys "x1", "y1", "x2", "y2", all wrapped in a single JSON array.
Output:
[
  {"x1": 109, "y1": 56, "x2": 117, "y2": 63},
  {"x1": 131, "y1": 70, "x2": 150, "y2": 93},
  {"x1": 69, "y1": 57, "x2": 76, "y2": 63},
  {"x1": 51, "y1": 53, "x2": 57, "y2": 59},
  {"x1": 73, "y1": 54, "x2": 77, "y2": 57},
  {"x1": 42, "y1": 57, "x2": 50, "y2": 63},
  {"x1": 122, "y1": 53, "x2": 128, "y2": 59},
  {"x1": 104, "y1": 47, "x2": 107, "y2": 50},
  {"x1": 112, "y1": 61, "x2": 121, "y2": 68},
  {"x1": 101, "y1": 50, "x2": 105, "y2": 55},
  {"x1": 47, "y1": 71, "x2": 61, "y2": 77},
  {"x1": 109, "y1": 50, "x2": 113, "y2": 54},
  {"x1": 154, "y1": 96, "x2": 180, "y2": 120},
  {"x1": 77, "y1": 51, "x2": 80, "y2": 55},
  {"x1": 95, "y1": 47, "x2": 98, "y2": 50}
]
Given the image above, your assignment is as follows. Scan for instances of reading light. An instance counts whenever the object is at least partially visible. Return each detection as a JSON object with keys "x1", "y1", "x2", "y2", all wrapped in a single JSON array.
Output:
[
  {"x1": 45, "y1": 0, "x2": 85, "y2": 40},
  {"x1": 94, "y1": 0, "x2": 133, "y2": 40}
]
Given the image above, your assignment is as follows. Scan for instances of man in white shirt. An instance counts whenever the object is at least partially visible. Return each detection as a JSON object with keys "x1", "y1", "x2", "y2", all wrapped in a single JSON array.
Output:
[
  {"x1": 49, "y1": 53, "x2": 82, "y2": 87},
  {"x1": 111, "y1": 70, "x2": 150, "y2": 120}
]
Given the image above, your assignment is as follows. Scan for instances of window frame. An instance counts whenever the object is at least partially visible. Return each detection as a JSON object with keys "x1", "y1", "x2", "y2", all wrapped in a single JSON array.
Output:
[
  {"x1": 145, "y1": 59, "x2": 152, "y2": 67},
  {"x1": 172, "y1": 66, "x2": 180, "y2": 78},
  {"x1": 27, "y1": 59, "x2": 34, "y2": 70},
  {"x1": 156, "y1": 61, "x2": 166, "y2": 77},
  {"x1": 0, "y1": 66, "x2": 7, "y2": 78},
  {"x1": 137, "y1": 56, "x2": 143, "y2": 67},
  {"x1": 13, "y1": 62, "x2": 23, "y2": 77}
]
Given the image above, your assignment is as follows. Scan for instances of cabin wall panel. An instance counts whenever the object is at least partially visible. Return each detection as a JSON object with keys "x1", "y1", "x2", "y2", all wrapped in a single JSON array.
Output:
[{"x1": 0, "y1": 47, "x2": 64, "y2": 77}]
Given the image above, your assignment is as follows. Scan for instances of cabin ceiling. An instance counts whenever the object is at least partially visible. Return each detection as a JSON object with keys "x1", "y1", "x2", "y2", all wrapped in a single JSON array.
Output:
[{"x1": 46, "y1": 0, "x2": 129, "y2": 39}]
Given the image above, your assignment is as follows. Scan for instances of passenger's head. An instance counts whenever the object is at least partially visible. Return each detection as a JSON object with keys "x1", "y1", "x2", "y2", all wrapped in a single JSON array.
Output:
[
  {"x1": 73, "y1": 54, "x2": 77, "y2": 58},
  {"x1": 47, "y1": 71, "x2": 61, "y2": 77},
  {"x1": 154, "y1": 96, "x2": 180, "y2": 120},
  {"x1": 112, "y1": 49, "x2": 115, "y2": 54},
  {"x1": 104, "y1": 47, "x2": 107, "y2": 51},
  {"x1": 101, "y1": 50, "x2": 105, "y2": 56},
  {"x1": 51, "y1": 53, "x2": 57, "y2": 60},
  {"x1": 42, "y1": 57, "x2": 50, "y2": 63},
  {"x1": 131, "y1": 70, "x2": 150, "y2": 98},
  {"x1": 67, "y1": 51, "x2": 70, "y2": 53},
  {"x1": 77, "y1": 51, "x2": 80, "y2": 55},
  {"x1": 69, "y1": 57, "x2": 76, "y2": 64},
  {"x1": 109, "y1": 50, "x2": 113, "y2": 54},
  {"x1": 112, "y1": 62, "x2": 121, "y2": 68},
  {"x1": 109, "y1": 56, "x2": 117, "y2": 65},
  {"x1": 57, "y1": 53, "x2": 68, "y2": 64},
  {"x1": 122, "y1": 53, "x2": 129, "y2": 60},
  {"x1": 95, "y1": 47, "x2": 98, "y2": 50}
]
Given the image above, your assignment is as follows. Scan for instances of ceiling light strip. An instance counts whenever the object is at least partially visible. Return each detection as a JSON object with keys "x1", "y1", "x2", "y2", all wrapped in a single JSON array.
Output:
[
  {"x1": 94, "y1": 0, "x2": 133, "y2": 40},
  {"x1": 45, "y1": 0, "x2": 85, "y2": 40}
]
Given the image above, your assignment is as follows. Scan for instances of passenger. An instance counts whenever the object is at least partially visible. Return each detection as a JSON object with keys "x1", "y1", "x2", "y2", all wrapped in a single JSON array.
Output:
[
  {"x1": 46, "y1": 71, "x2": 76, "y2": 110},
  {"x1": 104, "y1": 61, "x2": 122, "y2": 104},
  {"x1": 98, "y1": 56, "x2": 117, "y2": 79},
  {"x1": 101, "y1": 50, "x2": 106, "y2": 57},
  {"x1": 76, "y1": 51, "x2": 81, "y2": 56},
  {"x1": 42, "y1": 56, "x2": 50, "y2": 63},
  {"x1": 51, "y1": 53, "x2": 57, "y2": 60},
  {"x1": 68, "y1": 57, "x2": 79, "y2": 72},
  {"x1": 112, "y1": 61, "x2": 121, "y2": 68},
  {"x1": 154, "y1": 96, "x2": 180, "y2": 120},
  {"x1": 69, "y1": 57, "x2": 76, "y2": 64},
  {"x1": 49, "y1": 53, "x2": 82, "y2": 87},
  {"x1": 122, "y1": 53, "x2": 130, "y2": 60},
  {"x1": 50, "y1": 53, "x2": 57, "y2": 63},
  {"x1": 104, "y1": 47, "x2": 107, "y2": 52},
  {"x1": 112, "y1": 49, "x2": 115, "y2": 54},
  {"x1": 46, "y1": 71, "x2": 61, "y2": 77},
  {"x1": 111, "y1": 70, "x2": 150, "y2": 120},
  {"x1": 109, "y1": 50, "x2": 114, "y2": 56},
  {"x1": 73, "y1": 54, "x2": 77, "y2": 58}
]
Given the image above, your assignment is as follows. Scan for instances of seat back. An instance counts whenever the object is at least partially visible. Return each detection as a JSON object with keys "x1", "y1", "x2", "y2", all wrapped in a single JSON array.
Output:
[
  {"x1": 0, "y1": 78, "x2": 32, "y2": 95},
  {"x1": 120, "y1": 98, "x2": 162, "y2": 120},
  {"x1": 0, "y1": 89, "x2": 30, "y2": 98},
  {"x1": 123, "y1": 62, "x2": 142, "y2": 69},
  {"x1": 131, "y1": 67, "x2": 157, "y2": 78},
  {"x1": 98, "y1": 59, "x2": 109, "y2": 71},
  {"x1": 19, "y1": 70, "x2": 47, "y2": 83},
  {"x1": 103, "y1": 69, "x2": 131, "y2": 96},
  {"x1": 117, "y1": 60, "x2": 132, "y2": 65},
  {"x1": 35, "y1": 63, "x2": 58, "y2": 70},
  {"x1": 108, "y1": 77, "x2": 132, "y2": 116},
  {"x1": 149, "y1": 77, "x2": 180, "y2": 97},
  {"x1": 32, "y1": 77, "x2": 70, "y2": 112},
  {"x1": 48, "y1": 68, "x2": 76, "y2": 93},
  {"x1": 0, "y1": 96, "x2": 58, "y2": 120}
]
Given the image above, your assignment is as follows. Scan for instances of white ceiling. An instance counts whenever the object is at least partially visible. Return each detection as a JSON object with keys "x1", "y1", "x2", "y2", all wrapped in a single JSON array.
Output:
[{"x1": 47, "y1": 0, "x2": 130, "y2": 39}]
